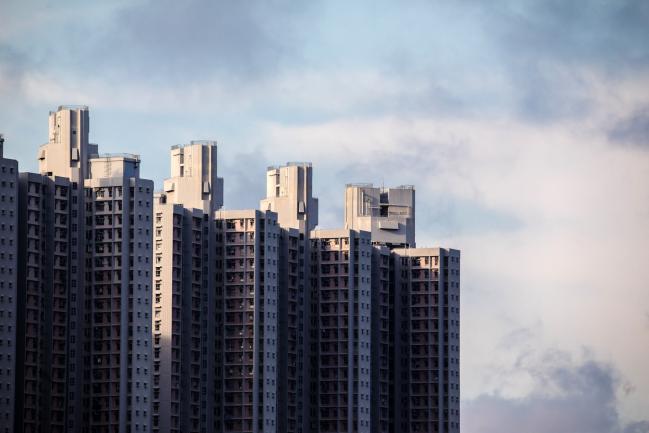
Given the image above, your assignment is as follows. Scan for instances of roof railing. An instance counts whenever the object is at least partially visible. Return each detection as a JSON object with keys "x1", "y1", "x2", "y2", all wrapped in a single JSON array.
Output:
[
  {"x1": 267, "y1": 161, "x2": 313, "y2": 170},
  {"x1": 94, "y1": 153, "x2": 140, "y2": 161}
]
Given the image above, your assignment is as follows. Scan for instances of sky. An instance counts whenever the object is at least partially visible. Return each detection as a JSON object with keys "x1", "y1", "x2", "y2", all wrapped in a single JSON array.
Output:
[{"x1": 1, "y1": 0, "x2": 648, "y2": 431}]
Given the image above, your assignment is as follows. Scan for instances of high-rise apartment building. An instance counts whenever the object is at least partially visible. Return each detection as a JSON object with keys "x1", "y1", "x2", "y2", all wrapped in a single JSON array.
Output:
[
  {"x1": 83, "y1": 154, "x2": 153, "y2": 433},
  {"x1": 275, "y1": 227, "x2": 300, "y2": 433},
  {"x1": 215, "y1": 209, "x2": 280, "y2": 433},
  {"x1": 344, "y1": 183, "x2": 460, "y2": 433},
  {"x1": 391, "y1": 248, "x2": 460, "y2": 433},
  {"x1": 15, "y1": 106, "x2": 93, "y2": 433},
  {"x1": 0, "y1": 134, "x2": 18, "y2": 433},
  {"x1": 8, "y1": 105, "x2": 460, "y2": 433},
  {"x1": 17, "y1": 172, "x2": 75, "y2": 433},
  {"x1": 370, "y1": 246, "x2": 391, "y2": 433},
  {"x1": 260, "y1": 163, "x2": 317, "y2": 433},
  {"x1": 14, "y1": 107, "x2": 153, "y2": 433},
  {"x1": 309, "y1": 229, "x2": 373, "y2": 433},
  {"x1": 344, "y1": 184, "x2": 415, "y2": 248},
  {"x1": 152, "y1": 141, "x2": 223, "y2": 433}
]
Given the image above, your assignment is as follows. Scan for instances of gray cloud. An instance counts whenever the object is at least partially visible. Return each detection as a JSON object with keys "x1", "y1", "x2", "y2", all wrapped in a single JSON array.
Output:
[
  {"x1": 219, "y1": 147, "x2": 268, "y2": 210},
  {"x1": 462, "y1": 351, "x2": 649, "y2": 433},
  {"x1": 1, "y1": 0, "x2": 311, "y2": 86},
  {"x1": 479, "y1": 0, "x2": 649, "y2": 122},
  {"x1": 608, "y1": 108, "x2": 649, "y2": 148},
  {"x1": 100, "y1": 0, "x2": 309, "y2": 82},
  {"x1": 481, "y1": 0, "x2": 649, "y2": 70}
]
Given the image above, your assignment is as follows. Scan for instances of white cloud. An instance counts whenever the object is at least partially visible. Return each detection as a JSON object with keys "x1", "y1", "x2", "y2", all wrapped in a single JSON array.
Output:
[{"x1": 258, "y1": 71, "x2": 649, "y2": 422}]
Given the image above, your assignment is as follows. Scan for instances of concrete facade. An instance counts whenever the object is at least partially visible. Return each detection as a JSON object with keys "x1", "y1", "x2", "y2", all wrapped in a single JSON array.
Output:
[
  {"x1": 16, "y1": 173, "x2": 77, "y2": 433},
  {"x1": 84, "y1": 154, "x2": 153, "y2": 433},
  {"x1": 163, "y1": 142, "x2": 223, "y2": 214},
  {"x1": 310, "y1": 229, "x2": 372, "y2": 433},
  {"x1": 216, "y1": 209, "x2": 279, "y2": 433},
  {"x1": 260, "y1": 163, "x2": 318, "y2": 233},
  {"x1": 15, "y1": 107, "x2": 91, "y2": 433},
  {"x1": 13, "y1": 107, "x2": 153, "y2": 433},
  {"x1": 370, "y1": 246, "x2": 391, "y2": 433},
  {"x1": 391, "y1": 248, "x2": 460, "y2": 433},
  {"x1": 344, "y1": 184, "x2": 415, "y2": 248},
  {"x1": 260, "y1": 162, "x2": 316, "y2": 433},
  {"x1": 0, "y1": 135, "x2": 18, "y2": 433},
  {"x1": 152, "y1": 142, "x2": 222, "y2": 433}
]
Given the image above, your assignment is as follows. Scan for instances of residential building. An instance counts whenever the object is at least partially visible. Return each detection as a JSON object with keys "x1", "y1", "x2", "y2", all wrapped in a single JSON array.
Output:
[
  {"x1": 8, "y1": 105, "x2": 461, "y2": 433},
  {"x1": 14, "y1": 107, "x2": 154, "y2": 433},
  {"x1": 370, "y1": 246, "x2": 391, "y2": 433},
  {"x1": 83, "y1": 154, "x2": 154, "y2": 433},
  {"x1": 16, "y1": 173, "x2": 74, "y2": 433},
  {"x1": 152, "y1": 141, "x2": 223, "y2": 433},
  {"x1": 310, "y1": 229, "x2": 372, "y2": 433},
  {"x1": 15, "y1": 106, "x2": 93, "y2": 433},
  {"x1": 216, "y1": 209, "x2": 280, "y2": 433},
  {"x1": 260, "y1": 162, "x2": 317, "y2": 433},
  {"x1": 391, "y1": 248, "x2": 460, "y2": 433},
  {"x1": 0, "y1": 134, "x2": 18, "y2": 433}
]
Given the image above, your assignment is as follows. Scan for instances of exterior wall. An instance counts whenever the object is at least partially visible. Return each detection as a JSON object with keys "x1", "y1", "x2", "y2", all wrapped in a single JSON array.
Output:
[
  {"x1": 152, "y1": 200, "x2": 218, "y2": 433},
  {"x1": 151, "y1": 202, "x2": 182, "y2": 433},
  {"x1": 391, "y1": 248, "x2": 460, "y2": 433},
  {"x1": 38, "y1": 106, "x2": 95, "y2": 183},
  {"x1": 0, "y1": 144, "x2": 17, "y2": 433},
  {"x1": 163, "y1": 142, "x2": 223, "y2": 214},
  {"x1": 260, "y1": 162, "x2": 315, "y2": 433},
  {"x1": 370, "y1": 246, "x2": 390, "y2": 433},
  {"x1": 344, "y1": 185, "x2": 415, "y2": 248},
  {"x1": 216, "y1": 210, "x2": 279, "y2": 433},
  {"x1": 16, "y1": 173, "x2": 79, "y2": 433},
  {"x1": 277, "y1": 228, "x2": 300, "y2": 433},
  {"x1": 260, "y1": 163, "x2": 318, "y2": 233},
  {"x1": 310, "y1": 229, "x2": 372, "y2": 433},
  {"x1": 83, "y1": 159, "x2": 153, "y2": 433},
  {"x1": 152, "y1": 142, "x2": 223, "y2": 433}
]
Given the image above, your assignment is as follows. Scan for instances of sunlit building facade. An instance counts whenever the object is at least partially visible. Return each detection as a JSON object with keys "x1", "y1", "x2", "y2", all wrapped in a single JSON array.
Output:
[{"x1": 152, "y1": 141, "x2": 223, "y2": 433}]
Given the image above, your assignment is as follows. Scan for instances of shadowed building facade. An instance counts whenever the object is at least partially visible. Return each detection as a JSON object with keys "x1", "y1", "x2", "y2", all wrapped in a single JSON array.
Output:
[
  {"x1": 0, "y1": 134, "x2": 18, "y2": 433},
  {"x1": 391, "y1": 248, "x2": 460, "y2": 433},
  {"x1": 14, "y1": 107, "x2": 154, "y2": 433},
  {"x1": 216, "y1": 209, "x2": 280, "y2": 433}
]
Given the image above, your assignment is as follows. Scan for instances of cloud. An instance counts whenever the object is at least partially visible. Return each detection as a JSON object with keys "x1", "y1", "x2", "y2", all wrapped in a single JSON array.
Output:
[
  {"x1": 462, "y1": 351, "x2": 649, "y2": 433},
  {"x1": 462, "y1": 350, "x2": 649, "y2": 433},
  {"x1": 468, "y1": 0, "x2": 649, "y2": 121},
  {"x1": 608, "y1": 108, "x2": 649, "y2": 147},
  {"x1": 219, "y1": 147, "x2": 268, "y2": 211},
  {"x1": 486, "y1": 0, "x2": 649, "y2": 68},
  {"x1": 94, "y1": 0, "x2": 311, "y2": 82}
]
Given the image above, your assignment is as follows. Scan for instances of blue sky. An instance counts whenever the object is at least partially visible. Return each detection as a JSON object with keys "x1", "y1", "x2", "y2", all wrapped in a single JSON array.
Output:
[{"x1": 2, "y1": 1, "x2": 649, "y2": 431}]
